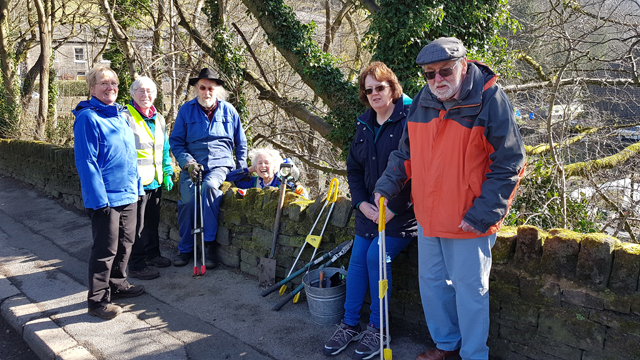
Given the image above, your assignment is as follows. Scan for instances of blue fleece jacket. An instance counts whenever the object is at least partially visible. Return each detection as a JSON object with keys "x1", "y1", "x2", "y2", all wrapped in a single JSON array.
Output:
[{"x1": 73, "y1": 97, "x2": 144, "y2": 210}]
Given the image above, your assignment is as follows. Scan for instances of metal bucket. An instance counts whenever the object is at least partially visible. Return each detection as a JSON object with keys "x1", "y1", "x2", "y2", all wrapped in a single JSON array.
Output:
[{"x1": 302, "y1": 267, "x2": 347, "y2": 326}]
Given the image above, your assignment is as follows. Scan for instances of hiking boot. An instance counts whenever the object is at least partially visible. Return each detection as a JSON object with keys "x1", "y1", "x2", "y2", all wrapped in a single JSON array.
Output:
[
  {"x1": 128, "y1": 266, "x2": 160, "y2": 280},
  {"x1": 173, "y1": 252, "x2": 192, "y2": 267},
  {"x1": 204, "y1": 243, "x2": 217, "y2": 269},
  {"x1": 111, "y1": 284, "x2": 145, "y2": 299},
  {"x1": 323, "y1": 321, "x2": 362, "y2": 356},
  {"x1": 353, "y1": 325, "x2": 389, "y2": 360},
  {"x1": 146, "y1": 255, "x2": 171, "y2": 268},
  {"x1": 88, "y1": 303, "x2": 122, "y2": 320}
]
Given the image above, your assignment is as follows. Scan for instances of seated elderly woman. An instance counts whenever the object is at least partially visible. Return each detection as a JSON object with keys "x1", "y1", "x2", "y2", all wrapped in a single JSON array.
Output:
[{"x1": 226, "y1": 148, "x2": 307, "y2": 197}]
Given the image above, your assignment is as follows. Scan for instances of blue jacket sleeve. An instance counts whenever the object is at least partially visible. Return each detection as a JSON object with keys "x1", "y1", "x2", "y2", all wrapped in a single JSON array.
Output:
[
  {"x1": 346, "y1": 138, "x2": 370, "y2": 209},
  {"x1": 73, "y1": 113, "x2": 109, "y2": 209},
  {"x1": 168, "y1": 109, "x2": 194, "y2": 169},
  {"x1": 234, "y1": 115, "x2": 248, "y2": 169},
  {"x1": 462, "y1": 87, "x2": 526, "y2": 233},
  {"x1": 374, "y1": 116, "x2": 412, "y2": 200}
]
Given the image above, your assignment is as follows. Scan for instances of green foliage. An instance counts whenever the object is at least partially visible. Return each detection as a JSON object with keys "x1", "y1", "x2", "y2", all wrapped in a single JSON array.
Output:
[
  {"x1": 367, "y1": 0, "x2": 519, "y2": 97},
  {"x1": 102, "y1": 42, "x2": 134, "y2": 105},
  {"x1": 505, "y1": 156, "x2": 599, "y2": 233},
  {"x1": 0, "y1": 76, "x2": 21, "y2": 138},
  {"x1": 48, "y1": 65, "x2": 59, "y2": 121},
  {"x1": 57, "y1": 81, "x2": 90, "y2": 97},
  {"x1": 251, "y1": 0, "x2": 364, "y2": 154}
]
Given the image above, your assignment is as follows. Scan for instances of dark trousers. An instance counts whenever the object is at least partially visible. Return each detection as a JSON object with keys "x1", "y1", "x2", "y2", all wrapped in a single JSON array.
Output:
[
  {"x1": 87, "y1": 202, "x2": 136, "y2": 308},
  {"x1": 129, "y1": 188, "x2": 163, "y2": 271}
]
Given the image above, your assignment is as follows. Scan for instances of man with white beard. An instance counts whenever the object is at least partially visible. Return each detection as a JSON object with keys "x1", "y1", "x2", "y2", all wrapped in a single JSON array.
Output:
[
  {"x1": 374, "y1": 37, "x2": 526, "y2": 360},
  {"x1": 169, "y1": 68, "x2": 247, "y2": 268}
]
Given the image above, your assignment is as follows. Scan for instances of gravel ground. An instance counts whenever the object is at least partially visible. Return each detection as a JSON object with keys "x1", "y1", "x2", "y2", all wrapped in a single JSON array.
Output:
[{"x1": 0, "y1": 314, "x2": 38, "y2": 360}]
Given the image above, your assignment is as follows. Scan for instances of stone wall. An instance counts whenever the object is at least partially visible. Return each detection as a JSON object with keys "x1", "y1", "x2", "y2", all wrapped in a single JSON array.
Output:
[{"x1": 2, "y1": 139, "x2": 640, "y2": 359}]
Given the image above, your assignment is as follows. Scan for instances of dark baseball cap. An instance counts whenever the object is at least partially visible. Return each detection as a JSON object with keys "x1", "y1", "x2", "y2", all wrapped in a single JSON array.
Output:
[{"x1": 416, "y1": 37, "x2": 467, "y2": 66}]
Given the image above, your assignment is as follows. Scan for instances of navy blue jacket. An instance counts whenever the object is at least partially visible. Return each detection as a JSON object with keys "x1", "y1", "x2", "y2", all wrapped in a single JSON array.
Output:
[{"x1": 347, "y1": 94, "x2": 417, "y2": 239}]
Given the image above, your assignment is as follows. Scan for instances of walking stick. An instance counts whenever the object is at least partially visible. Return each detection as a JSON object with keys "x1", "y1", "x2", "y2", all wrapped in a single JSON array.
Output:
[
  {"x1": 378, "y1": 197, "x2": 391, "y2": 360},
  {"x1": 192, "y1": 170, "x2": 206, "y2": 276}
]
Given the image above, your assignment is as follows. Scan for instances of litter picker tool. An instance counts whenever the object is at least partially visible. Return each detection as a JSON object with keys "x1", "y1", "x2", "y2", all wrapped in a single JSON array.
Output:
[
  {"x1": 279, "y1": 178, "x2": 339, "y2": 295},
  {"x1": 192, "y1": 170, "x2": 206, "y2": 276},
  {"x1": 261, "y1": 240, "x2": 353, "y2": 297},
  {"x1": 378, "y1": 197, "x2": 391, "y2": 360},
  {"x1": 271, "y1": 239, "x2": 353, "y2": 311},
  {"x1": 258, "y1": 161, "x2": 291, "y2": 287}
]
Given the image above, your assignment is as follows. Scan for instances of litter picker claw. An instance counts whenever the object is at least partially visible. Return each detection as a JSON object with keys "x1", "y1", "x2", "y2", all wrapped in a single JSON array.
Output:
[
  {"x1": 192, "y1": 171, "x2": 206, "y2": 276},
  {"x1": 378, "y1": 197, "x2": 391, "y2": 360},
  {"x1": 271, "y1": 239, "x2": 353, "y2": 311},
  {"x1": 279, "y1": 178, "x2": 339, "y2": 295}
]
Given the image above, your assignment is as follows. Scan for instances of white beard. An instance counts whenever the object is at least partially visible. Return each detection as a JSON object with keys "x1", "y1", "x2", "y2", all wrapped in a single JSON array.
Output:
[
  {"x1": 429, "y1": 77, "x2": 462, "y2": 101},
  {"x1": 197, "y1": 95, "x2": 216, "y2": 108}
]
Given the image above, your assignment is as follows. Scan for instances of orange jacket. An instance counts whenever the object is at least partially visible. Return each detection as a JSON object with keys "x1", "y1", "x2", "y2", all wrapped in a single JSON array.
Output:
[{"x1": 374, "y1": 61, "x2": 526, "y2": 238}]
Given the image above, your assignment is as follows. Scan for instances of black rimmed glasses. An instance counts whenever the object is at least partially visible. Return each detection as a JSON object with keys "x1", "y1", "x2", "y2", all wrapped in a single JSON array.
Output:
[
  {"x1": 364, "y1": 84, "x2": 389, "y2": 95},
  {"x1": 423, "y1": 60, "x2": 461, "y2": 80}
]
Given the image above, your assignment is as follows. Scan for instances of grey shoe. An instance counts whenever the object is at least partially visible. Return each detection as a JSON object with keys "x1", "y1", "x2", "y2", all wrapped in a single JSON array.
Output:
[
  {"x1": 204, "y1": 244, "x2": 217, "y2": 269},
  {"x1": 323, "y1": 321, "x2": 362, "y2": 356},
  {"x1": 111, "y1": 284, "x2": 145, "y2": 299},
  {"x1": 352, "y1": 325, "x2": 389, "y2": 360},
  {"x1": 88, "y1": 303, "x2": 122, "y2": 320},
  {"x1": 146, "y1": 255, "x2": 171, "y2": 268},
  {"x1": 128, "y1": 266, "x2": 160, "y2": 280},
  {"x1": 173, "y1": 252, "x2": 191, "y2": 267}
]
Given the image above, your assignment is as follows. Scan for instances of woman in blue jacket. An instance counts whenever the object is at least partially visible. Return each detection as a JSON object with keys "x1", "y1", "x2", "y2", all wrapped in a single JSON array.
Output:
[
  {"x1": 73, "y1": 65, "x2": 145, "y2": 320},
  {"x1": 323, "y1": 62, "x2": 416, "y2": 359}
]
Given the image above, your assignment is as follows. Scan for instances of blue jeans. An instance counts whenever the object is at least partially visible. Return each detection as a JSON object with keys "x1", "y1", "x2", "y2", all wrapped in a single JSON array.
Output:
[
  {"x1": 417, "y1": 224, "x2": 496, "y2": 360},
  {"x1": 177, "y1": 167, "x2": 229, "y2": 253},
  {"x1": 343, "y1": 234, "x2": 413, "y2": 329}
]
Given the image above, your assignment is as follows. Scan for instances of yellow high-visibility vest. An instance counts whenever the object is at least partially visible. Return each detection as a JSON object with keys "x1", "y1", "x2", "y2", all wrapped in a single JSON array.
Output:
[{"x1": 126, "y1": 104, "x2": 165, "y2": 186}]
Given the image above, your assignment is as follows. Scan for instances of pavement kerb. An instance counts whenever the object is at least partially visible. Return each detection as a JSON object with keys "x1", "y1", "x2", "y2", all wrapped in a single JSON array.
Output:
[{"x1": 0, "y1": 278, "x2": 96, "y2": 360}]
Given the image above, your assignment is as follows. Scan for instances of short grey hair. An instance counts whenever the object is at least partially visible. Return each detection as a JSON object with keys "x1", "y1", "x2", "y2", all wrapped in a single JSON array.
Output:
[
  {"x1": 86, "y1": 65, "x2": 117, "y2": 88},
  {"x1": 130, "y1": 76, "x2": 158, "y2": 98},
  {"x1": 191, "y1": 79, "x2": 229, "y2": 102},
  {"x1": 248, "y1": 148, "x2": 283, "y2": 172}
]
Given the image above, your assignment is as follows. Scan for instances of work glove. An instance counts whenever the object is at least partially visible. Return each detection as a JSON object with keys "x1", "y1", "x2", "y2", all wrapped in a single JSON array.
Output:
[
  {"x1": 163, "y1": 174, "x2": 174, "y2": 191},
  {"x1": 187, "y1": 162, "x2": 204, "y2": 182}
]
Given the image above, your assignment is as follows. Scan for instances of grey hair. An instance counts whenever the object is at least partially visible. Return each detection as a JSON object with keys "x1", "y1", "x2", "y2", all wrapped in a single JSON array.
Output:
[
  {"x1": 86, "y1": 65, "x2": 117, "y2": 88},
  {"x1": 248, "y1": 148, "x2": 283, "y2": 172},
  {"x1": 191, "y1": 79, "x2": 229, "y2": 102},
  {"x1": 130, "y1": 76, "x2": 158, "y2": 98}
]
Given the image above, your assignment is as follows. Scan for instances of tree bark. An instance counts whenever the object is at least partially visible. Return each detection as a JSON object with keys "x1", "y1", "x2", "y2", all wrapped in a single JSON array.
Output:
[
  {"x1": 97, "y1": 0, "x2": 138, "y2": 79},
  {"x1": 33, "y1": 0, "x2": 51, "y2": 140},
  {"x1": 0, "y1": 0, "x2": 18, "y2": 123}
]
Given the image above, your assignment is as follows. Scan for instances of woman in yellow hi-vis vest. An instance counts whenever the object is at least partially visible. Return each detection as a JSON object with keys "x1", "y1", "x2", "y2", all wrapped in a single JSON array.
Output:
[{"x1": 124, "y1": 76, "x2": 174, "y2": 280}]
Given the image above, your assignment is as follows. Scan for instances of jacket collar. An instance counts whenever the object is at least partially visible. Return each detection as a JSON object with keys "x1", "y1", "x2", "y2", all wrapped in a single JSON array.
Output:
[
  {"x1": 418, "y1": 61, "x2": 497, "y2": 110},
  {"x1": 358, "y1": 93, "x2": 409, "y2": 127}
]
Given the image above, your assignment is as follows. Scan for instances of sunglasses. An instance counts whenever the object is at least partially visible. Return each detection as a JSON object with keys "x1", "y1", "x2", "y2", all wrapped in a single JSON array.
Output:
[
  {"x1": 199, "y1": 85, "x2": 216, "y2": 92},
  {"x1": 423, "y1": 60, "x2": 461, "y2": 80},
  {"x1": 364, "y1": 84, "x2": 389, "y2": 95}
]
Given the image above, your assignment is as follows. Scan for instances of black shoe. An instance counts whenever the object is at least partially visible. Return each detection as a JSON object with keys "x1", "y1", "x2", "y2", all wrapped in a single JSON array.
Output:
[
  {"x1": 173, "y1": 252, "x2": 192, "y2": 267},
  {"x1": 146, "y1": 255, "x2": 171, "y2": 268},
  {"x1": 111, "y1": 284, "x2": 145, "y2": 299},
  {"x1": 204, "y1": 243, "x2": 217, "y2": 269},
  {"x1": 88, "y1": 303, "x2": 122, "y2": 320},
  {"x1": 128, "y1": 266, "x2": 160, "y2": 280}
]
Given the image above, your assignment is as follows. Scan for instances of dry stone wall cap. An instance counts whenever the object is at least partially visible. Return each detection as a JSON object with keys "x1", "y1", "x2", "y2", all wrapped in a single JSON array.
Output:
[{"x1": 416, "y1": 37, "x2": 467, "y2": 65}]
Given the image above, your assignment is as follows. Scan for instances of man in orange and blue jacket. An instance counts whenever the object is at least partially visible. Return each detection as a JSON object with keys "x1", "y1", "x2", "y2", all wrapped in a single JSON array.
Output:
[{"x1": 374, "y1": 37, "x2": 526, "y2": 360}]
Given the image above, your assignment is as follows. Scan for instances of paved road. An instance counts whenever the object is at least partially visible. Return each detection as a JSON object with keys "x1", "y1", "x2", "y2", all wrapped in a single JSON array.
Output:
[
  {"x1": 0, "y1": 314, "x2": 38, "y2": 360},
  {"x1": 0, "y1": 175, "x2": 433, "y2": 360}
]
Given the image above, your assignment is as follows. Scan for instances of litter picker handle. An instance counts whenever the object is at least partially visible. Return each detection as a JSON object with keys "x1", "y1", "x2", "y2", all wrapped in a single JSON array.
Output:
[
  {"x1": 378, "y1": 197, "x2": 386, "y2": 231},
  {"x1": 327, "y1": 178, "x2": 339, "y2": 203},
  {"x1": 272, "y1": 288, "x2": 298, "y2": 311}
]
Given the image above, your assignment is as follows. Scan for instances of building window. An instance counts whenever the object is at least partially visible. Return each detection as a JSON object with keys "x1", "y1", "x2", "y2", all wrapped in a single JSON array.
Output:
[
  {"x1": 74, "y1": 48, "x2": 85, "y2": 62},
  {"x1": 77, "y1": 71, "x2": 86, "y2": 81}
]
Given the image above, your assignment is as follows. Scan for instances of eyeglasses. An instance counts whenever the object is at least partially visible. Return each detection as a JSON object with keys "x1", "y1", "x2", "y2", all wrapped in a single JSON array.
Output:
[
  {"x1": 364, "y1": 84, "x2": 389, "y2": 95},
  {"x1": 135, "y1": 88, "x2": 155, "y2": 95},
  {"x1": 423, "y1": 60, "x2": 461, "y2": 80},
  {"x1": 99, "y1": 82, "x2": 119, "y2": 87},
  {"x1": 199, "y1": 85, "x2": 216, "y2": 92}
]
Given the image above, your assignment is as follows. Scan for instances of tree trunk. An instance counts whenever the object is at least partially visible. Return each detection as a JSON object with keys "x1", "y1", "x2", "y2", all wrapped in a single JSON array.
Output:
[
  {"x1": 97, "y1": 0, "x2": 138, "y2": 80},
  {"x1": 152, "y1": 0, "x2": 165, "y2": 111},
  {"x1": 0, "y1": 0, "x2": 20, "y2": 137},
  {"x1": 34, "y1": 0, "x2": 51, "y2": 140}
]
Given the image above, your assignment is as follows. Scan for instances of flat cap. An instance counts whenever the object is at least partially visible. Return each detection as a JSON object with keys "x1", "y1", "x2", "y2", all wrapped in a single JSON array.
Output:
[{"x1": 416, "y1": 37, "x2": 466, "y2": 66}]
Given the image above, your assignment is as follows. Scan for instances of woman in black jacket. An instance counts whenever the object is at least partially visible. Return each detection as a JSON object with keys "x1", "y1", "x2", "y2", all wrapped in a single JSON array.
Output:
[{"x1": 323, "y1": 62, "x2": 417, "y2": 359}]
